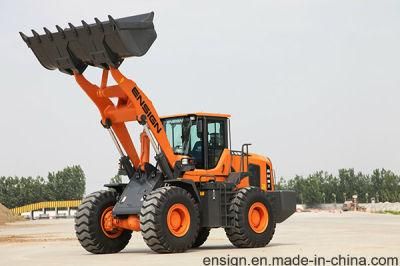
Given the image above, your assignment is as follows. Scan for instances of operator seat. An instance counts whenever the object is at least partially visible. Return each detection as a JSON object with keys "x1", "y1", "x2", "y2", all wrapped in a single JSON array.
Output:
[{"x1": 190, "y1": 141, "x2": 204, "y2": 169}]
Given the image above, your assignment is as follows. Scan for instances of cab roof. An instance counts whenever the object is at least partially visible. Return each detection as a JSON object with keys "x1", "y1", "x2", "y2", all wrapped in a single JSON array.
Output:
[{"x1": 160, "y1": 112, "x2": 231, "y2": 120}]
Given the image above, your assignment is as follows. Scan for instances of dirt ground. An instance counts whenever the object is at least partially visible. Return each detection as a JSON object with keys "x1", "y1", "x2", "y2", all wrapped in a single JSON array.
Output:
[
  {"x1": 0, "y1": 203, "x2": 22, "y2": 225},
  {"x1": 0, "y1": 212, "x2": 399, "y2": 266}
]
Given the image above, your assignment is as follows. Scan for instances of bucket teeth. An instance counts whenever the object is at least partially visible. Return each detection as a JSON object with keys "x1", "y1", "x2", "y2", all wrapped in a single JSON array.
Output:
[
  {"x1": 55, "y1": 25, "x2": 65, "y2": 38},
  {"x1": 43, "y1": 27, "x2": 53, "y2": 41},
  {"x1": 20, "y1": 12, "x2": 157, "y2": 75},
  {"x1": 81, "y1": 20, "x2": 91, "y2": 34},
  {"x1": 19, "y1": 32, "x2": 30, "y2": 45},
  {"x1": 68, "y1": 23, "x2": 78, "y2": 36},
  {"x1": 94, "y1": 18, "x2": 104, "y2": 32},
  {"x1": 31, "y1": 29, "x2": 41, "y2": 42},
  {"x1": 108, "y1": 15, "x2": 118, "y2": 30}
]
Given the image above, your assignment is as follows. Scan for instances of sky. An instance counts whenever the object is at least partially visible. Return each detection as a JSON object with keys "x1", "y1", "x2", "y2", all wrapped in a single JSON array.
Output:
[{"x1": 0, "y1": 0, "x2": 399, "y2": 193}]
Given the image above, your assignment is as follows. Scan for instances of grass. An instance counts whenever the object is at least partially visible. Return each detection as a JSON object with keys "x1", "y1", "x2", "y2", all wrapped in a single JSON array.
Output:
[{"x1": 384, "y1": 210, "x2": 400, "y2": 215}]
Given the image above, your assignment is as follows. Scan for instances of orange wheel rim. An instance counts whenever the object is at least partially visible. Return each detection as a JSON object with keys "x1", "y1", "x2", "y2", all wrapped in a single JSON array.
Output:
[
  {"x1": 167, "y1": 203, "x2": 190, "y2": 237},
  {"x1": 248, "y1": 202, "x2": 269, "y2": 233},
  {"x1": 100, "y1": 206, "x2": 123, "y2": 239}
]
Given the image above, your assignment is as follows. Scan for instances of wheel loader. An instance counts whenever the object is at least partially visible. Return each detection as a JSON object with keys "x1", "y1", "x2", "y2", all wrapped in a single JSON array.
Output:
[{"x1": 20, "y1": 12, "x2": 296, "y2": 254}]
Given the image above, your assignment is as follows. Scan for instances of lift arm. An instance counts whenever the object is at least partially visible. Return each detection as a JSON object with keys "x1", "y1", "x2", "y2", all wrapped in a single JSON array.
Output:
[
  {"x1": 19, "y1": 13, "x2": 178, "y2": 177},
  {"x1": 74, "y1": 68, "x2": 177, "y2": 177}
]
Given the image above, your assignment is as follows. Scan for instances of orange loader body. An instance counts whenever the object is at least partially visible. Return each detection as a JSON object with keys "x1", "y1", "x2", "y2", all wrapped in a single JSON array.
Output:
[{"x1": 20, "y1": 12, "x2": 295, "y2": 254}]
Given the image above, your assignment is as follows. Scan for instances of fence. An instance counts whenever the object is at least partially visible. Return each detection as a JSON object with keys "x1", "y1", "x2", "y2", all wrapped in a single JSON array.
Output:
[{"x1": 11, "y1": 200, "x2": 82, "y2": 215}]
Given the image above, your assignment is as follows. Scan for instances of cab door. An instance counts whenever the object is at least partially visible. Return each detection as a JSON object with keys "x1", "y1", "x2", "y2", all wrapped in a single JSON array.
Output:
[
  {"x1": 204, "y1": 118, "x2": 228, "y2": 170},
  {"x1": 184, "y1": 116, "x2": 231, "y2": 181}
]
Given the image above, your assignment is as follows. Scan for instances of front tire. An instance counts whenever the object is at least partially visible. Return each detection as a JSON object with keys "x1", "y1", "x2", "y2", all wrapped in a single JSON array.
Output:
[
  {"x1": 140, "y1": 186, "x2": 200, "y2": 253},
  {"x1": 75, "y1": 190, "x2": 132, "y2": 254},
  {"x1": 225, "y1": 187, "x2": 276, "y2": 248}
]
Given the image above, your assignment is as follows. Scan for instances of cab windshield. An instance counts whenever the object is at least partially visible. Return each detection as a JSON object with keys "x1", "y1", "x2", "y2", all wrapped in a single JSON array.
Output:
[{"x1": 163, "y1": 117, "x2": 200, "y2": 156}]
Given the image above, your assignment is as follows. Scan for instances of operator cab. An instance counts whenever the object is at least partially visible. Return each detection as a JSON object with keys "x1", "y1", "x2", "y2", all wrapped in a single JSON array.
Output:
[{"x1": 161, "y1": 113, "x2": 231, "y2": 170}]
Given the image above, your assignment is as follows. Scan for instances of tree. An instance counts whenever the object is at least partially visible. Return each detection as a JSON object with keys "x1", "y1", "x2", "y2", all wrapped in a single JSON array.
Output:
[
  {"x1": 47, "y1": 165, "x2": 86, "y2": 201},
  {"x1": 281, "y1": 168, "x2": 400, "y2": 205},
  {"x1": 379, "y1": 169, "x2": 400, "y2": 202},
  {"x1": 303, "y1": 172, "x2": 324, "y2": 205},
  {"x1": 287, "y1": 175, "x2": 307, "y2": 204},
  {"x1": 0, "y1": 165, "x2": 86, "y2": 208}
]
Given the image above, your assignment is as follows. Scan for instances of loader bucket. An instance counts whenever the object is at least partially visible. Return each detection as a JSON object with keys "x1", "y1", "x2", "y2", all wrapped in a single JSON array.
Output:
[{"x1": 20, "y1": 12, "x2": 156, "y2": 75}]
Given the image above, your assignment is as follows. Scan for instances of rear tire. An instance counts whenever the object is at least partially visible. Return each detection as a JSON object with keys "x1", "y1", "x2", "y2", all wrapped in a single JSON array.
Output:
[
  {"x1": 192, "y1": 227, "x2": 211, "y2": 248},
  {"x1": 140, "y1": 186, "x2": 200, "y2": 253},
  {"x1": 75, "y1": 190, "x2": 132, "y2": 254},
  {"x1": 225, "y1": 187, "x2": 276, "y2": 248}
]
